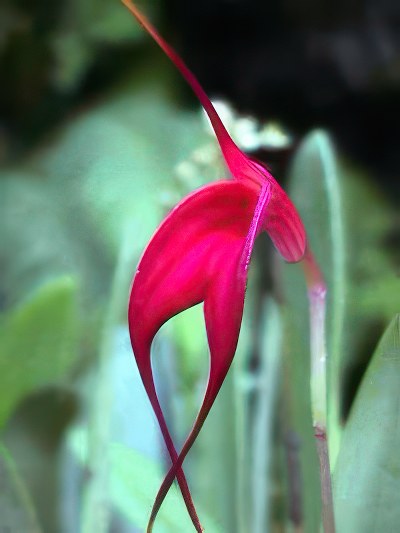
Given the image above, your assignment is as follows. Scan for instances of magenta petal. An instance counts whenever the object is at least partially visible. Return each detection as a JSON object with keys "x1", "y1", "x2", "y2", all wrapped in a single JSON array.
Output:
[
  {"x1": 142, "y1": 185, "x2": 272, "y2": 528},
  {"x1": 129, "y1": 180, "x2": 260, "y2": 401},
  {"x1": 129, "y1": 180, "x2": 262, "y2": 528},
  {"x1": 247, "y1": 159, "x2": 306, "y2": 262},
  {"x1": 130, "y1": 181, "x2": 260, "y2": 347},
  {"x1": 263, "y1": 183, "x2": 307, "y2": 262}
]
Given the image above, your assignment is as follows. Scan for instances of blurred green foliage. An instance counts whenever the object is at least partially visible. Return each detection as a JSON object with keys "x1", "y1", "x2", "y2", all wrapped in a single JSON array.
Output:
[
  {"x1": 334, "y1": 315, "x2": 400, "y2": 532},
  {"x1": 0, "y1": 443, "x2": 41, "y2": 533},
  {"x1": 0, "y1": 276, "x2": 78, "y2": 428},
  {"x1": 0, "y1": 1, "x2": 399, "y2": 532}
]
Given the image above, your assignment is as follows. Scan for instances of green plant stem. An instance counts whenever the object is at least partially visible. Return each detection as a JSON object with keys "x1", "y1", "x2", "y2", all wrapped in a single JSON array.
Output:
[{"x1": 302, "y1": 248, "x2": 335, "y2": 533}]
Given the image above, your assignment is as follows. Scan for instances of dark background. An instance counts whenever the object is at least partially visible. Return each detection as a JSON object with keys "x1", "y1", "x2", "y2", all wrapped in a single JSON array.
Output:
[
  {"x1": 169, "y1": 0, "x2": 400, "y2": 201},
  {"x1": 1, "y1": 0, "x2": 399, "y2": 200}
]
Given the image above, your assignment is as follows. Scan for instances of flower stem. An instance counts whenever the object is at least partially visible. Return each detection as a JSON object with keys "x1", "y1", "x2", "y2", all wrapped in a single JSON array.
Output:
[
  {"x1": 302, "y1": 248, "x2": 336, "y2": 533},
  {"x1": 315, "y1": 432, "x2": 335, "y2": 533}
]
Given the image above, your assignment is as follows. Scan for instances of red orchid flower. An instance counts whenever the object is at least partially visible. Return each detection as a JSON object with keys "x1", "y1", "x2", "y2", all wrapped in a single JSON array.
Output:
[{"x1": 123, "y1": 1, "x2": 307, "y2": 531}]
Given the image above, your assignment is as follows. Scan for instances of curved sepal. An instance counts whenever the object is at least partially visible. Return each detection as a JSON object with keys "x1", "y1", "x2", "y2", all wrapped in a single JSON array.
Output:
[
  {"x1": 263, "y1": 183, "x2": 307, "y2": 262},
  {"x1": 141, "y1": 185, "x2": 272, "y2": 529},
  {"x1": 129, "y1": 180, "x2": 266, "y2": 530}
]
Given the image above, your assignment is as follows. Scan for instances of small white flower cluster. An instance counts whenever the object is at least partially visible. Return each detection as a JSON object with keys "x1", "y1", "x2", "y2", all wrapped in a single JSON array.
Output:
[{"x1": 202, "y1": 99, "x2": 293, "y2": 151}]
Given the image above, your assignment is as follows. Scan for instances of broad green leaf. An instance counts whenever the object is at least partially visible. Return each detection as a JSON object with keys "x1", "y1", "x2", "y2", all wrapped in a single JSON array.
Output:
[
  {"x1": 0, "y1": 276, "x2": 79, "y2": 428},
  {"x1": 334, "y1": 314, "x2": 400, "y2": 532},
  {"x1": 0, "y1": 443, "x2": 42, "y2": 533}
]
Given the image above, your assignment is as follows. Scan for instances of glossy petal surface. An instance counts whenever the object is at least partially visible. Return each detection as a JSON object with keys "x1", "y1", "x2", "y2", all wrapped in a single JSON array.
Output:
[
  {"x1": 129, "y1": 181, "x2": 263, "y2": 405},
  {"x1": 129, "y1": 180, "x2": 270, "y2": 529}
]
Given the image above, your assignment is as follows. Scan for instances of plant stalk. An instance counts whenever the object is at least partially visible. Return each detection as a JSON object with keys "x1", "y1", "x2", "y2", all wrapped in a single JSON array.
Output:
[
  {"x1": 315, "y1": 431, "x2": 335, "y2": 533},
  {"x1": 302, "y1": 248, "x2": 336, "y2": 533}
]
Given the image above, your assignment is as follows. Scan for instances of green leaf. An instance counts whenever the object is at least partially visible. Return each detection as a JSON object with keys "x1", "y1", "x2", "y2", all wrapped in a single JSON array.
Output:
[
  {"x1": 0, "y1": 443, "x2": 42, "y2": 533},
  {"x1": 0, "y1": 276, "x2": 79, "y2": 428},
  {"x1": 334, "y1": 314, "x2": 400, "y2": 532}
]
